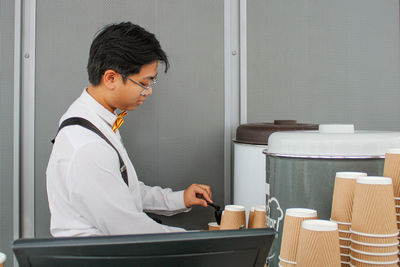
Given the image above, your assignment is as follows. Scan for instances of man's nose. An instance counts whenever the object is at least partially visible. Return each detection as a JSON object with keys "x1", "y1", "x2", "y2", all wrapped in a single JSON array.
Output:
[{"x1": 144, "y1": 88, "x2": 152, "y2": 96}]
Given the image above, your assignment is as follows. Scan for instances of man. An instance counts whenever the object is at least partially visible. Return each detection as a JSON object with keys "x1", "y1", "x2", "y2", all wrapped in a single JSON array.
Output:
[{"x1": 46, "y1": 22, "x2": 213, "y2": 237}]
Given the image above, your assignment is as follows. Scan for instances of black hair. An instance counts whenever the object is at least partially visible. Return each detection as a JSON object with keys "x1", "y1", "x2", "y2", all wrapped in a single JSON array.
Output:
[{"x1": 87, "y1": 22, "x2": 169, "y2": 86}]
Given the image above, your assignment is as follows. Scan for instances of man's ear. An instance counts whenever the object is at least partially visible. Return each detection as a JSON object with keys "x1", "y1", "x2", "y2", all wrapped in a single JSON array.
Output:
[{"x1": 102, "y1": 70, "x2": 119, "y2": 90}]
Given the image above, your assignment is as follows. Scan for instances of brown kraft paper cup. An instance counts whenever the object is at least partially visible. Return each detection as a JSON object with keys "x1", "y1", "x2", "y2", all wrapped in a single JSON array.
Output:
[
  {"x1": 279, "y1": 261, "x2": 296, "y2": 267},
  {"x1": 340, "y1": 254, "x2": 350, "y2": 262},
  {"x1": 0, "y1": 253, "x2": 5, "y2": 267},
  {"x1": 339, "y1": 230, "x2": 351, "y2": 239},
  {"x1": 251, "y1": 206, "x2": 267, "y2": 228},
  {"x1": 351, "y1": 176, "x2": 398, "y2": 235},
  {"x1": 384, "y1": 150, "x2": 400, "y2": 197},
  {"x1": 208, "y1": 222, "x2": 220, "y2": 231},
  {"x1": 337, "y1": 222, "x2": 351, "y2": 232},
  {"x1": 350, "y1": 250, "x2": 399, "y2": 262},
  {"x1": 351, "y1": 232, "x2": 398, "y2": 245},
  {"x1": 279, "y1": 208, "x2": 318, "y2": 263},
  {"x1": 340, "y1": 246, "x2": 350, "y2": 255},
  {"x1": 350, "y1": 241, "x2": 399, "y2": 254},
  {"x1": 331, "y1": 172, "x2": 367, "y2": 223},
  {"x1": 219, "y1": 205, "x2": 246, "y2": 230},
  {"x1": 248, "y1": 207, "x2": 255, "y2": 228},
  {"x1": 349, "y1": 257, "x2": 398, "y2": 267},
  {"x1": 340, "y1": 238, "x2": 351, "y2": 247},
  {"x1": 296, "y1": 220, "x2": 341, "y2": 267}
]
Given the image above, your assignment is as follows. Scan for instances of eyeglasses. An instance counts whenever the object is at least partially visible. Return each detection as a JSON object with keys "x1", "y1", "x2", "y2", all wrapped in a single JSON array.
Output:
[{"x1": 126, "y1": 76, "x2": 157, "y2": 95}]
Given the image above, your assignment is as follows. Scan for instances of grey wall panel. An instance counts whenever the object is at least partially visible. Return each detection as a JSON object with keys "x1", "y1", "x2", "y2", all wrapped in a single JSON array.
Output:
[
  {"x1": 35, "y1": 0, "x2": 224, "y2": 236},
  {"x1": 247, "y1": 0, "x2": 400, "y2": 130},
  {"x1": 0, "y1": 0, "x2": 14, "y2": 264}
]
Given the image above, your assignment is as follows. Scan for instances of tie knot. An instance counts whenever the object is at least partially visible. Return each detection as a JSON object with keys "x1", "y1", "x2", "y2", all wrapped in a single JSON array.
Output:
[
  {"x1": 112, "y1": 111, "x2": 127, "y2": 133},
  {"x1": 118, "y1": 111, "x2": 128, "y2": 119}
]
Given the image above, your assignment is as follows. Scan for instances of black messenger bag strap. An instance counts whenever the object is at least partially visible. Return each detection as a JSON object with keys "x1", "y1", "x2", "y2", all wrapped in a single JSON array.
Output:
[{"x1": 51, "y1": 117, "x2": 129, "y2": 186}]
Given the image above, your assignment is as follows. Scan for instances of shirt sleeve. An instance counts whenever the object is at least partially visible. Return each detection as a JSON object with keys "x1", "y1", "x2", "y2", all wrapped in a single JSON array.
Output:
[
  {"x1": 67, "y1": 141, "x2": 185, "y2": 235},
  {"x1": 139, "y1": 182, "x2": 191, "y2": 216}
]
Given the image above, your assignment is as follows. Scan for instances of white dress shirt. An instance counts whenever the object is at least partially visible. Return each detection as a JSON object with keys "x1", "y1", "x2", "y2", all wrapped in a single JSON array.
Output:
[{"x1": 46, "y1": 89, "x2": 189, "y2": 237}]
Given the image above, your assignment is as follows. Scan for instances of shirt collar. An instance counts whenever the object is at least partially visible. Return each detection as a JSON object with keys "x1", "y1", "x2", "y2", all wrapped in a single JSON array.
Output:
[{"x1": 80, "y1": 89, "x2": 118, "y2": 127}]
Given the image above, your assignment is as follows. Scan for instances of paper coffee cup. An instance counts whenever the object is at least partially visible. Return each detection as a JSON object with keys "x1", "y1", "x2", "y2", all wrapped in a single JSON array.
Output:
[
  {"x1": 351, "y1": 176, "x2": 398, "y2": 235},
  {"x1": 279, "y1": 208, "x2": 317, "y2": 263},
  {"x1": 349, "y1": 255, "x2": 399, "y2": 266},
  {"x1": 208, "y1": 222, "x2": 220, "y2": 231},
  {"x1": 341, "y1": 254, "x2": 350, "y2": 262},
  {"x1": 279, "y1": 256, "x2": 296, "y2": 267},
  {"x1": 220, "y1": 205, "x2": 246, "y2": 230},
  {"x1": 350, "y1": 248, "x2": 399, "y2": 262},
  {"x1": 331, "y1": 172, "x2": 367, "y2": 223},
  {"x1": 351, "y1": 232, "x2": 398, "y2": 245},
  {"x1": 384, "y1": 149, "x2": 400, "y2": 197},
  {"x1": 248, "y1": 207, "x2": 255, "y2": 228},
  {"x1": 296, "y1": 220, "x2": 341, "y2": 267},
  {"x1": 351, "y1": 239, "x2": 399, "y2": 254},
  {"x1": 340, "y1": 246, "x2": 350, "y2": 255},
  {"x1": 340, "y1": 237, "x2": 351, "y2": 247},
  {"x1": 250, "y1": 206, "x2": 267, "y2": 228},
  {"x1": 339, "y1": 230, "x2": 351, "y2": 239},
  {"x1": 0, "y1": 253, "x2": 5, "y2": 267},
  {"x1": 349, "y1": 261, "x2": 398, "y2": 267}
]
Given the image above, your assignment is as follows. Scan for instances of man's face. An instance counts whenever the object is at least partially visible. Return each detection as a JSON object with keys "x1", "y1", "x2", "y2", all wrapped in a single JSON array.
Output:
[{"x1": 112, "y1": 61, "x2": 158, "y2": 111}]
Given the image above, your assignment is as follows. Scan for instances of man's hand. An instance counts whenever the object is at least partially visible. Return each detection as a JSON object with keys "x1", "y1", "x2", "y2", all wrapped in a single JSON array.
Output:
[{"x1": 183, "y1": 184, "x2": 213, "y2": 208}]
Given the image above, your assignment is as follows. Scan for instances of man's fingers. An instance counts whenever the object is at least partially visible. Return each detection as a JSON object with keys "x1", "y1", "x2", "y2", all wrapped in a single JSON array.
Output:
[
  {"x1": 191, "y1": 197, "x2": 208, "y2": 207},
  {"x1": 198, "y1": 184, "x2": 212, "y2": 199},
  {"x1": 194, "y1": 186, "x2": 212, "y2": 203}
]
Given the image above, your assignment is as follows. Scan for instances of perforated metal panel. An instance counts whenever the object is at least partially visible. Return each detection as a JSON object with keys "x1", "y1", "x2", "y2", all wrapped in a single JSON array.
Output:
[
  {"x1": 0, "y1": 0, "x2": 15, "y2": 265},
  {"x1": 34, "y1": 0, "x2": 224, "y2": 236},
  {"x1": 247, "y1": 0, "x2": 400, "y2": 130}
]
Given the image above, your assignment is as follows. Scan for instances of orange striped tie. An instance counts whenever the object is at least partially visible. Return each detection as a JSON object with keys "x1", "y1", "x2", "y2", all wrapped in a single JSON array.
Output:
[{"x1": 112, "y1": 111, "x2": 128, "y2": 133}]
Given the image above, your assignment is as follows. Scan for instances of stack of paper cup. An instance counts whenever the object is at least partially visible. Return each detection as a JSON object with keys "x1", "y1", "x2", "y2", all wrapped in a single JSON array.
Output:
[
  {"x1": 220, "y1": 205, "x2": 246, "y2": 230},
  {"x1": 350, "y1": 176, "x2": 399, "y2": 266},
  {"x1": 330, "y1": 172, "x2": 367, "y2": 265},
  {"x1": 383, "y1": 148, "x2": 400, "y2": 260},
  {"x1": 296, "y1": 220, "x2": 341, "y2": 267},
  {"x1": 279, "y1": 208, "x2": 318, "y2": 267}
]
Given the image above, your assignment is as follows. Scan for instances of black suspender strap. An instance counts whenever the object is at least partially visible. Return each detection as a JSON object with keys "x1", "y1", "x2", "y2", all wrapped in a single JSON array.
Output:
[{"x1": 51, "y1": 117, "x2": 129, "y2": 186}]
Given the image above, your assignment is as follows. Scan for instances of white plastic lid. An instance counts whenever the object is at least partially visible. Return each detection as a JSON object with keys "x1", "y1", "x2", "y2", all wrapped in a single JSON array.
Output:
[
  {"x1": 336, "y1": 172, "x2": 367, "y2": 179},
  {"x1": 0, "y1": 252, "x2": 6, "y2": 264},
  {"x1": 255, "y1": 206, "x2": 267, "y2": 212},
  {"x1": 357, "y1": 176, "x2": 392, "y2": 185},
  {"x1": 387, "y1": 148, "x2": 400, "y2": 154},
  {"x1": 286, "y1": 208, "x2": 317, "y2": 218},
  {"x1": 267, "y1": 124, "x2": 400, "y2": 157},
  {"x1": 224, "y1": 205, "x2": 245, "y2": 211},
  {"x1": 302, "y1": 219, "x2": 338, "y2": 231}
]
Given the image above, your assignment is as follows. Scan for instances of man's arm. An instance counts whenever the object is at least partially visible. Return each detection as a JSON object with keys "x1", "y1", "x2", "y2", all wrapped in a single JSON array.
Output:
[
  {"x1": 68, "y1": 141, "x2": 185, "y2": 234},
  {"x1": 139, "y1": 182, "x2": 213, "y2": 216}
]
